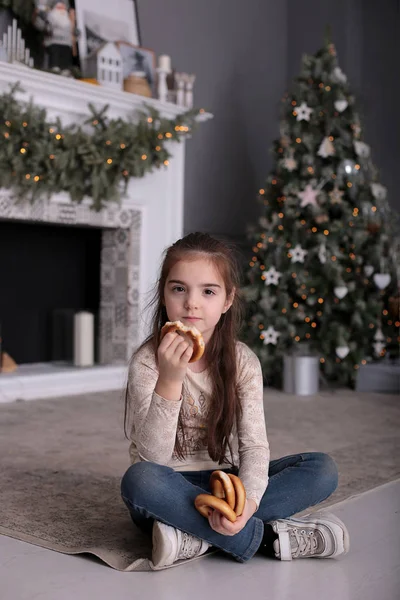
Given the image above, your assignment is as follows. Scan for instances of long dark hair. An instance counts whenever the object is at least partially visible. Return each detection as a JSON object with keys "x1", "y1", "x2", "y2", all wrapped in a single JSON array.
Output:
[{"x1": 124, "y1": 232, "x2": 244, "y2": 465}]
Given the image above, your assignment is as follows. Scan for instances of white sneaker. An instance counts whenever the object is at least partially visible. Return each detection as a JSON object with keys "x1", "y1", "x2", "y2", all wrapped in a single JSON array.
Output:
[
  {"x1": 270, "y1": 511, "x2": 350, "y2": 560},
  {"x1": 151, "y1": 521, "x2": 210, "y2": 568}
]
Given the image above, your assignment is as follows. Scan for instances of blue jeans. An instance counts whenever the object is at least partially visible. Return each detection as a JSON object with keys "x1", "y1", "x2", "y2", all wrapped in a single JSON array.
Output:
[{"x1": 121, "y1": 452, "x2": 338, "y2": 563}]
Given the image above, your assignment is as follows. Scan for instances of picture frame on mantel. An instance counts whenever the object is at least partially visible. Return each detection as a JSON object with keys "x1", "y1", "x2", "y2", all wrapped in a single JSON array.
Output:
[{"x1": 74, "y1": 0, "x2": 141, "y2": 63}]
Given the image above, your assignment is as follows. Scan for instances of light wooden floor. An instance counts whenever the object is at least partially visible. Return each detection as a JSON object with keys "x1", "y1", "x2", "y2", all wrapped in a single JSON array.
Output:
[{"x1": 1, "y1": 478, "x2": 399, "y2": 600}]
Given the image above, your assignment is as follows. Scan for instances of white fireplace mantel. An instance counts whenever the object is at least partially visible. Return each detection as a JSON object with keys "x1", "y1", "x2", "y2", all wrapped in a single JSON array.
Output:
[{"x1": 0, "y1": 62, "x2": 212, "y2": 402}]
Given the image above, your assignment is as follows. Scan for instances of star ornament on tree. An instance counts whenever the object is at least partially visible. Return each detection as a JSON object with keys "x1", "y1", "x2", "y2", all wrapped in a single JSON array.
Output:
[
  {"x1": 264, "y1": 266, "x2": 282, "y2": 286},
  {"x1": 291, "y1": 244, "x2": 308, "y2": 263},
  {"x1": 295, "y1": 102, "x2": 313, "y2": 122},
  {"x1": 298, "y1": 184, "x2": 319, "y2": 207},
  {"x1": 262, "y1": 326, "x2": 281, "y2": 346},
  {"x1": 329, "y1": 186, "x2": 344, "y2": 204}
]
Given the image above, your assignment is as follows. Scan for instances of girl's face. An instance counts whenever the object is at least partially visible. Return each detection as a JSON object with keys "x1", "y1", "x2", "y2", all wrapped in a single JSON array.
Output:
[{"x1": 164, "y1": 258, "x2": 234, "y2": 344}]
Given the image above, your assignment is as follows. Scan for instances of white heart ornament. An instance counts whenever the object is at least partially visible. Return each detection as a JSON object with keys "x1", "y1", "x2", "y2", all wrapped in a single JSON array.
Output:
[
  {"x1": 334, "y1": 100, "x2": 348, "y2": 113},
  {"x1": 334, "y1": 286, "x2": 348, "y2": 299},
  {"x1": 373, "y1": 274, "x2": 391, "y2": 289},
  {"x1": 336, "y1": 346, "x2": 350, "y2": 359},
  {"x1": 364, "y1": 265, "x2": 374, "y2": 277}
]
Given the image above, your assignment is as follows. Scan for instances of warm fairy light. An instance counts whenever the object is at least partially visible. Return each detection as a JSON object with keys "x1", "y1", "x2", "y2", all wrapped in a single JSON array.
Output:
[
  {"x1": 347, "y1": 182, "x2": 352, "y2": 188},
  {"x1": 291, "y1": 100, "x2": 296, "y2": 106},
  {"x1": 257, "y1": 242, "x2": 263, "y2": 248},
  {"x1": 325, "y1": 86, "x2": 331, "y2": 91},
  {"x1": 331, "y1": 256, "x2": 337, "y2": 261},
  {"x1": 92, "y1": 120, "x2": 98, "y2": 126},
  {"x1": 261, "y1": 233, "x2": 266, "y2": 239},
  {"x1": 355, "y1": 164, "x2": 360, "y2": 170},
  {"x1": 305, "y1": 333, "x2": 311, "y2": 339},
  {"x1": 49, "y1": 128, "x2": 55, "y2": 133},
  {"x1": 155, "y1": 145, "x2": 161, "y2": 151},
  {"x1": 312, "y1": 227, "x2": 317, "y2": 233},
  {"x1": 260, "y1": 265, "x2": 265, "y2": 270},
  {"x1": 301, "y1": 219, "x2": 306, "y2": 225},
  {"x1": 346, "y1": 267, "x2": 352, "y2": 273},
  {"x1": 332, "y1": 173, "x2": 337, "y2": 179},
  {"x1": 278, "y1": 212, "x2": 284, "y2": 218},
  {"x1": 301, "y1": 284, "x2": 306, "y2": 289},
  {"x1": 123, "y1": 170, "x2": 128, "y2": 176},
  {"x1": 249, "y1": 261, "x2": 255, "y2": 267},
  {"x1": 158, "y1": 134, "x2": 163, "y2": 139},
  {"x1": 282, "y1": 308, "x2": 287, "y2": 314},
  {"x1": 311, "y1": 322, "x2": 317, "y2": 328},
  {"x1": 106, "y1": 140, "x2": 111, "y2": 145},
  {"x1": 329, "y1": 136, "x2": 334, "y2": 141},
  {"x1": 354, "y1": 364, "x2": 359, "y2": 370},
  {"x1": 259, "y1": 324, "x2": 264, "y2": 330},
  {"x1": 302, "y1": 294, "x2": 307, "y2": 300},
  {"x1": 272, "y1": 179, "x2": 277, "y2": 185},
  {"x1": 259, "y1": 188, "x2": 265, "y2": 195},
  {"x1": 278, "y1": 225, "x2": 284, "y2": 231},
  {"x1": 34, "y1": 176, "x2": 39, "y2": 182},
  {"x1": 310, "y1": 288, "x2": 315, "y2": 293},
  {"x1": 319, "y1": 83, "x2": 324, "y2": 88},
  {"x1": 292, "y1": 111, "x2": 297, "y2": 117},
  {"x1": 292, "y1": 273, "x2": 297, "y2": 278},
  {"x1": 120, "y1": 143, "x2": 126, "y2": 149},
  {"x1": 320, "y1": 358, "x2": 325, "y2": 363},
  {"x1": 295, "y1": 336, "x2": 300, "y2": 341},
  {"x1": 165, "y1": 132, "x2": 172, "y2": 138},
  {"x1": 361, "y1": 360, "x2": 367, "y2": 365},
  {"x1": 317, "y1": 311, "x2": 322, "y2": 316},
  {"x1": 252, "y1": 256, "x2": 257, "y2": 261},
  {"x1": 286, "y1": 242, "x2": 291, "y2": 248},
  {"x1": 49, "y1": 154, "x2": 55, "y2": 159},
  {"x1": 25, "y1": 174, "x2": 30, "y2": 179},
  {"x1": 107, "y1": 158, "x2": 113, "y2": 164},
  {"x1": 4, "y1": 132, "x2": 9, "y2": 138},
  {"x1": 395, "y1": 321, "x2": 400, "y2": 327},
  {"x1": 287, "y1": 252, "x2": 292, "y2": 258},
  {"x1": 141, "y1": 154, "x2": 147, "y2": 160},
  {"x1": 20, "y1": 148, "x2": 26, "y2": 154},
  {"x1": 383, "y1": 310, "x2": 388, "y2": 316},
  {"x1": 307, "y1": 167, "x2": 314, "y2": 174},
  {"x1": 318, "y1": 298, "x2": 324, "y2": 304},
  {"x1": 369, "y1": 323, "x2": 374, "y2": 328},
  {"x1": 5, "y1": 120, "x2": 11, "y2": 126},
  {"x1": 147, "y1": 117, "x2": 153, "y2": 123},
  {"x1": 324, "y1": 229, "x2": 329, "y2": 235},
  {"x1": 372, "y1": 206, "x2": 377, "y2": 212},
  {"x1": 164, "y1": 160, "x2": 169, "y2": 166},
  {"x1": 305, "y1": 317, "x2": 311, "y2": 322},
  {"x1": 293, "y1": 302, "x2": 299, "y2": 308},
  {"x1": 259, "y1": 334, "x2": 264, "y2": 340},
  {"x1": 268, "y1": 237, "x2": 274, "y2": 242},
  {"x1": 296, "y1": 137, "x2": 302, "y2": 143},
  {"x1": 56, "y1": 134, "x2": 61, "y2": 140}
]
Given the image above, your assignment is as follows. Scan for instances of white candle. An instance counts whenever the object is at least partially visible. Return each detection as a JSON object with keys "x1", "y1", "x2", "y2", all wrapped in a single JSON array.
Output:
[
  {"x1": 73, "y1": 311, "x2": 95, "y2": 367},
  {"x1": 158, "y1": 54, "x2": 171, "y2": 71}
]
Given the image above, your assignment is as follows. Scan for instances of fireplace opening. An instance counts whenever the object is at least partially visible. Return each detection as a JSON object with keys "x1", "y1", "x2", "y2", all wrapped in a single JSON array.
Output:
[{"x1": 0, "y1": 220, "x2": 101, "y2": 365}]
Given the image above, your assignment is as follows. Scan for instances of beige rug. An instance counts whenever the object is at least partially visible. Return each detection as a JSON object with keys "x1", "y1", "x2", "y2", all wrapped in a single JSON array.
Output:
[{"x1": 0, "y1": 388, "x2": 399, "y2": 570}]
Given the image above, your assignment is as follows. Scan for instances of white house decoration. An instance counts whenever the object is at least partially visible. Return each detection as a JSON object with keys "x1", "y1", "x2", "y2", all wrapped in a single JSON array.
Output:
[{"x1": 85, "y1": 42, "x2": 123, "y2": 90}]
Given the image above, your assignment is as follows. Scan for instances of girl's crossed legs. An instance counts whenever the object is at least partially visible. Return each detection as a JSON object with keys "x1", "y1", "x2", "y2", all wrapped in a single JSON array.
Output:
[{"x1": 121, "y1": 452, "x2": 340, "y2": 563}]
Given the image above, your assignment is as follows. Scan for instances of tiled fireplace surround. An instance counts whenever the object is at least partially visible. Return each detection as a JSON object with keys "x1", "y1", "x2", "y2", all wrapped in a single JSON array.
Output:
[{"x1": 0, "y1": 63, "x2": 210, "y2": 402}]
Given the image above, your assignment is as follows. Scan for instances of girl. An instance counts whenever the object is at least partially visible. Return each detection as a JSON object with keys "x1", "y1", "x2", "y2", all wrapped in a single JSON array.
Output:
[{"x1": 121, "y1": 232, "x2": 349, "y2": 569}]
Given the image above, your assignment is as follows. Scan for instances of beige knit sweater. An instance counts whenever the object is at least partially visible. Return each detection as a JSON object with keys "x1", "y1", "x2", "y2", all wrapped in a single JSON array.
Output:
[{"x1": 127, "y1": 340, "x2": 270, "y2": 507}]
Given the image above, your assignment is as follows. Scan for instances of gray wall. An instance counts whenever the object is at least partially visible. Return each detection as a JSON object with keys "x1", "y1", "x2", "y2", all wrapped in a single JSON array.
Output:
[{"x1": 137, "y1": 0, "x2": 400, "y2": 242}]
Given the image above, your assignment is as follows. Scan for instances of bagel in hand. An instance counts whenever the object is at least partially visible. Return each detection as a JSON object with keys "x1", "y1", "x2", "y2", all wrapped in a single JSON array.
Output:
[
  {"x1": 194, "y1": 470, "x2": 246, "y2": 523},
  {"x1": 160, "y1": 320, "x2": 205, "y2": 363}
]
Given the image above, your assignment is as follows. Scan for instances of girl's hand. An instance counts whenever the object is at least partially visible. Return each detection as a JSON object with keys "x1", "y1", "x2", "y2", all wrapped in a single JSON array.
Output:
[
  {"x1": 157, "y1": 331, "x2": 192, "y2": 384},
  {"x1": 207, "y1": 499, "x2": 257, "y2": 536}
]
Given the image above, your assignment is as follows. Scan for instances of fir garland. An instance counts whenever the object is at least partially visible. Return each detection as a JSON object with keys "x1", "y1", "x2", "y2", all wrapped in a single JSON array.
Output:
[
  {"x1": 0, "y1": 0, "x2": 36, "y2": 24},
  {"x1": 0, "y1": 83, "x2": 201, "y2": 211}
]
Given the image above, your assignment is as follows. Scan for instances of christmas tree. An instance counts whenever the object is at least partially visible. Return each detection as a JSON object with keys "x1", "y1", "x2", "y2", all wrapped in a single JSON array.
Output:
[{"x1": 242, "y1": 37, "x2": 400, "y2": 387}]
